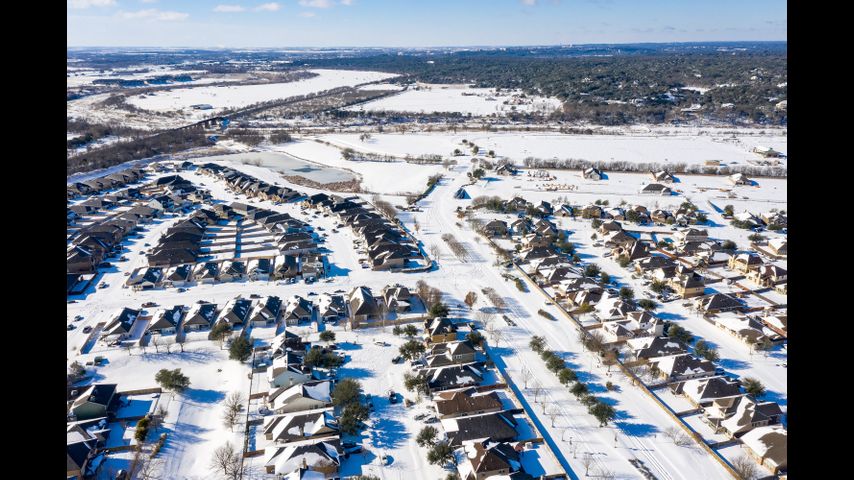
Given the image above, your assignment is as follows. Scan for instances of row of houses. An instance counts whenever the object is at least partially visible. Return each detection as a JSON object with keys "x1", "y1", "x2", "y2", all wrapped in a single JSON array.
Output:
[
  {"x1": 197, "y1": 162, "x2": 305, "y2": 204},
  {"x1": 304, "y1": 193, "x2": 423, "y2": 271},
  {"x1": 415, "y1": 323, "x2": 552, "y2": 480},
  {"x1": 66, "y1": 167, "x2": 147, "y2": 200}
]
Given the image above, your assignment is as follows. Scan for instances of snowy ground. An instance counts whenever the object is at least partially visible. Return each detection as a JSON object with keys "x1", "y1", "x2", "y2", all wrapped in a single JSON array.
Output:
[
  {"x1": 344, "y1": 83, "x2": 562, "y2": 116},
  {"x1": 125, "y1": 69, "x2": 398, "y2": 117},
  {"x1": 316, "y1": 131, "x2": 787, "y2": 168}
]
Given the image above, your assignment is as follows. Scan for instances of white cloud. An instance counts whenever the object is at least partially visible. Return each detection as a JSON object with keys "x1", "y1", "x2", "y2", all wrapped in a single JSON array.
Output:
[
  {"x1": 117, "y1": 9, "x2": 189, "y2": 21},
  {"x1": 139, "y1": 0, "x2": 158, "y2": 4},
  {"x1": 68, "y1": 0, "x2": 116, "y2": 8},
  {"x1": 299, "y1": 11, "x2": 317, "y2": 17},
  {"x1": 521, "y1": 0, "x2": 537, "y2": 5},
  {"x1": 299, "y1": 0, "x2": 332, "y2": 8},
  {"x1": 340, "y1": 0, "x2": 353, "y2": 5},
  {"x1": 255, "y1": 2, "x2": 280, "y2": 11},
  {"x1": 214, "y1": 5, "x2": 246, "y2": 12}
]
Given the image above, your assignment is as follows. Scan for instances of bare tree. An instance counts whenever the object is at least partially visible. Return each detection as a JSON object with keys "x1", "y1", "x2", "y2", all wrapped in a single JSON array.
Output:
[
  {"x1": 176, "y1": 335, "x2": 186, "y2": 353},
  {"x1": 123, "y1": 342, "x2": 134, "y2": 356},
  {"x1": 222, "y1": 392, "x2": 246, "y2": 432},
  {"x1": 429, "y1": 244, "x2": 441, "y2": 261},
  {"x1": 530, "y1": 380, "x2": 542, "y2": 403},
  {"x1": 152, "y1": 336, "x2": 160, "y2": 354},
  {"x1": 136, "y1": 456, "x2": 165, "y2": 480},
  {"x1": 731, "y1": 455, "x2": 759, "y2": 480},
  {"x1": 210, "y1": 442, "x2": 243, "y2": 480},
  {"x1": 581, "y1": 452, "x2": 594, "y2": 476},
  {"x1": 548, "y1": 405, "x2": 559, "y2": 427}
]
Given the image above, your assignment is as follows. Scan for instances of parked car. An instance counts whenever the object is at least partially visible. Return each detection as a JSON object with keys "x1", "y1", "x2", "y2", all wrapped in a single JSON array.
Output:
[
  {"x1": 142, "y1": 302, "x2": 158, "y2": 308},
  {"x1": 424, "y1": 416, "x2": 439, "y2": 424},
  {"x1": 74, "y1": 315, "x2": 84, "y2": 321},
  {"x1": 388, "y1": 390, "x2": 398, "y2": 404},
  {"x1": 67, "y1": 324, "x2": 76, "y2": 331},
  {"x1": 250, "y1": 294, "x2": 261, "y2": 299},
  {"x1": 98, "y1": 282, "x2": 108, "y2": 289},
  {"x1": 176, "y1": 287, "x2": 186, "y2": 293},
  {"x1": 82, "y1": 326, "x2": 93, "y2": 334},
  {"x1": 392, "y1": 356, "x2": 403, "y2": 364}
]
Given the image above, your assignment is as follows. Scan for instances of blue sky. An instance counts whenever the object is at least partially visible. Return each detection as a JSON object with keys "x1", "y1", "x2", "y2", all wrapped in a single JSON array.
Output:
[{"x1": 67, "y1": 1, "x2": 787, "y2": 48}]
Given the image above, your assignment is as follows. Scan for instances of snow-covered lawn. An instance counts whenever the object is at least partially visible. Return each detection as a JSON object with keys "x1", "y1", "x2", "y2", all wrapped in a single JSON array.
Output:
[{"x1": 344, "y1": 83, "x2": 562, "y2": 116}]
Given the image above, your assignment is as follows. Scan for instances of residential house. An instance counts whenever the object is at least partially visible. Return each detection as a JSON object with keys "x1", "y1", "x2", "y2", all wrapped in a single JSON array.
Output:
[
  {"x1": 147, "y1": 306, "x2": 184, "y2": 336},
  {"x1": 219, "y1": 260, "x2": 247, "y2": 282},
  {"x1": 263, "y1": 438, "x2": 341, "y2": 478},
  {"x1": 382, "y1": 284, "x2": 413, "y2": 313},
  {"x1": 268, "y1": 380, "x2": 333, "y2": 414},
  {"x1": 444, "y1": 411, "x2": 518, "y2": 446},
  {"x1": 640, "y1": 183, "x2": 673, "y2": 195},
  {"x1": 348, "y1": 286, "x2": 379, "y2": 327},
  {"x1": 426, "y1": 340, "x2": 478, "y2": 367},
  {"x1": 627, "y1": 336, "x2": 686, "y2": 361},
  {"x1": 164, "y1": 264, "x2": 193, "y2": 287},
  {"x1": 768, "y1": 238, "x2": 788, "y2": 256},
  {"x1": 424, "y1": 364, "x2": 484, "y2": 392},
  {"x1": 68, "y1": 384, "x2": 117, "y2": 421},
  {"x1": 651, "y1": 170, "x2": 675, "y2": 183},
  {"x1": 267, "y1": 352, "x2": 313, "y2": 389},
  {"x1": 126, "y1": 267, "x2": 163, "y2": 290},
  {"x1": 680, "y1": 376, "x2": 743, "y2": 408},
  {"x1": 719, "y1": 396, "x2": 784, "y2": 438},
  {"x1": 317, "y1": 294, "x2": 347, "y2": 323},
  {"x1": 746, "y1": 264, "x2": 787, "y2": 287},
  {"x1": 697, "y1": 293, "x2": 746, "y2": 314},
  {"x1": 741, "y1": 426, "x2": 787, "y2": 474},
  {"x1": 425, "y1": 317, "x2": 458, "y2": 343},
  {"x1": 284, "y1": 296, "x2": 314, "y2": 325},
  {"x1": 250, "y1": 296, "x2": 283, "y2": 327},
  {"x1": 249, "y1": 257, "x2": 273, "y2": 281},
  {"x1": 183, "y1": 303, "x2": 217, "y2": 331},
  {"x1": 101, "y1": 308, "x2": 141, "y2": 341},
  {"x1": 433, "y1": 388, "x2": 503, "y2": 419},
  {"x1": 729, "y1": 173, "x2": 753, "y2": 186},
  {"x1": 263, "y1": 407, "x2": 338, "y2": 443},
  {"x1": 461, "y1": 439, "x2": 524, "y2": 480},
  {"x1": 219, "y1": 298, "x2": 252, "y2": 327},
  {"x1": 649, "y1": 354, "x2": 715, "y2": 382},
  {"x1": 583, "y1": 167, "x2": 603, "y2": 180},
  {"x1": 482, "y1": 220, "x2": 509, "y2": 238},
  {"x1": 728, "y1": 252, "x2": 764, "y2": 273}
]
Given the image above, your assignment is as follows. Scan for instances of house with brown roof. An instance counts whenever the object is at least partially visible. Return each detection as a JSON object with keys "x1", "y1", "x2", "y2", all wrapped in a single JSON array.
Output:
[{"x1": 433, "y1": 388, "x2": 503, "y2": 419}]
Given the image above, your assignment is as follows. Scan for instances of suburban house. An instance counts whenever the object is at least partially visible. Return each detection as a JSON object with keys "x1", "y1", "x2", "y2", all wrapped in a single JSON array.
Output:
[
  {"x1": 729, "y1": 173, "x2": 753, "y2": 186},
  {"x1": 745, "y1": 264, "x2": 788, "y2": 287},
  {"x1": 640, "y1": 183, "x2": 673, "y2": 195},
  {"x1": 425, "y1": 340, "x2": 478, "y2": 367},
  {"x1": 423, "y1": 364, "x2": 484, "y2": 392},
  {"x1": 382, "y1": 284, "x2": 414, "y2": 313},
  {"x1": 219, "y1": 298, "x2": 252, "y2": 327},
  {"x1": 680, "y1": 376, "x2": 743, "y2": 408},
  {"x1": 649, "y1": 354, "x2": 715, "y2": 382},
  {"x1": 67, "y1": 440, "x2": 97, "y2": 479},
  {"x1": 425, "y1": 317, "x2": 459, "y2": 343},
  {"x1": 696, "y1": 293, "x2": 746, "y2": 314},
  {"x1": 263, "y1": 407, "x2": 338, "y2": 443},
  {"x1": 249, "y1": 257, "x2": 273, "y2": 281},
  {"x1": 263, "y1": 438, "x2": 341, "y2": 478},
  {"x1": 68, "y1": 384, "x2": 117, "y2": 421},
  {"x1": 670, "y1": 268, "x2": 706, "y2": 298},
  {"x1": 126, "y1": 267, "x2": 164, "y2": 290},
  {"x1": 650, "y1": 170, "x2": 675, "y2": 183},
  {"x1": 718, "y1": 396, "x2": 784, "y2": 438},
  {"x1": 708, "y1": 313, "x2": 771, "y2": 345},
  {"x1": 268, "y1": 380, "x2": 333, "y2": 414},
  {"x1": 482, "y1": 220, "x2": 509, "y2": 238},
  {"x1": 673, "y1": 228, "x2": 708, "y2": 245},
  {"x1": 164, "y1": 264, "x2": 193, "y2": 287},
  {"x1": 317, "y1": 294, "x2": 347, "y2": 323},
  {"x1": 101, "y1": 308, "x2": 141, "y2": 341},
  {"x1": 740, "y1": 426, "x2": 787, "y2": 474},
  {"x1": 433, "y1": 388, "x2": 503, "y2": 419},
  {"x1": 627, "y1": 336, "x2": 686, "y2": 361},
  {"x1": 267, "y1": 352, "x2": 313, "y2": 388},
  {"x1": 284, "y1": 296, "x2": 314, "y2": 325},
  {"x1": 583, "y1": 167, "x2": 603, "y2": 180},
  {"x1": 250, "y1": 296, "x2": 283, "y2": 327},
  {"x1": 183, "y1": 303, "x2": 217, "y2": 331},
  {"x1": 348, "y1": 286, "x2": 379, "y2": 327},
  {"x1": 460, "y1": 439, "x2": 525, "y2": 480},
  {"x1": 444, "y1": 411, "x2": 519, "y2": 446},
  {"x1": 728, "y1": 252, "x2": 764, "y2": 273},
  {"x1": 147, "y1": 305, "x2": 184, "y2": 336},
  {"x1": 767, "y1": 238, "x2": 787, "y2": 256}
]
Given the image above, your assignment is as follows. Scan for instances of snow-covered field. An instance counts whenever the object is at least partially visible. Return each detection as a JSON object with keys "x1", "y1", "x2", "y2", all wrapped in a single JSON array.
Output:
[
  {"x1": 317, "y1": 131, "x2": 788, "y2": 167},
  {"x1": 126, "y1": 69, "x2": 398, "y2": 115},
  {"x1": 344, "y1": 83, "x2": 562, "y2": 116}
]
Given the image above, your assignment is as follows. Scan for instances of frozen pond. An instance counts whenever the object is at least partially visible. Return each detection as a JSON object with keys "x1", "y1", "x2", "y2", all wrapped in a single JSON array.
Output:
[{"x1": 198, "y1": 151, "x2": 357, "y2": 184}]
